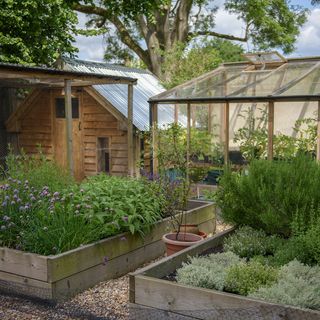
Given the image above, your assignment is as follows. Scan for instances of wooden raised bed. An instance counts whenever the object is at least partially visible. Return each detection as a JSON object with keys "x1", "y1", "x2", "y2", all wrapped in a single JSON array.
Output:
[
  {"x1": 129, "y1": 228, "x2": 320, "y2": 320},
  {"x1": 0, "y1": 200, "x2": 215, "y2": 302}
]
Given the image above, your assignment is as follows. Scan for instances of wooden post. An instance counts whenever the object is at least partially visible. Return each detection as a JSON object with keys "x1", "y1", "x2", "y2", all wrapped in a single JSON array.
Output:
[
  {"x1": 208, "y1": 104, "x2": 213, "y2": 133},
  {"x1": 317, "y1": 101, "x2": 320, "y2": 161},
  {"x1": 268, "y1": 101, "x2": 274, "y2": 161},
  {"x1": 174, "y1": 104, "x2": 178, "y2": 124},
  {"x1": 64, "y1": 79, "x2": 74, "y2": 176},
  {"x1": 127, "y1": 84, "x2": 134, "y2": 176},
  {"x1": 151, "y1": 102, "x2": 158, "y2": 175},
  {"x1": 224, "y1": 102, "x2": 229, "y2": 165},
  {"x1": 187, "y1": 103, "x2": 191, "y2": 180}
]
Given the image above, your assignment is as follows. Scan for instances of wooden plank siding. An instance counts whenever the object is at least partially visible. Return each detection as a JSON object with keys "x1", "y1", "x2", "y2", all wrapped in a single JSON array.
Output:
[
  {"x1": 9, "y1": 88, "x2": 141, "y2": 178},
  {"x1": 82, "y1": 90, "x2": 128, "y2": 176},
  {"x1": 18, "y1": 90, "x2": 53, "y2": 158}
]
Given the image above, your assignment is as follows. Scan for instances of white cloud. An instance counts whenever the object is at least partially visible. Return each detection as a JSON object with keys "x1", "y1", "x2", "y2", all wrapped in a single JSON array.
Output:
[
  {"x1": 291, "y1": 8, "x2": 320, "y2": 57},
  {"x1": 214, "y1": 8, "x2": 245, "y2": 38},
  {"x1": 74, "y1": 13, "x2": 105, "y2": 62}
]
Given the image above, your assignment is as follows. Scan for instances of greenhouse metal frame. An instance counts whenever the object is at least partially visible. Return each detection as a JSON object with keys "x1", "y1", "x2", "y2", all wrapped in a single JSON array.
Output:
[{"x1": 148, "y1": 52, "x2": 320, "y2": 173}]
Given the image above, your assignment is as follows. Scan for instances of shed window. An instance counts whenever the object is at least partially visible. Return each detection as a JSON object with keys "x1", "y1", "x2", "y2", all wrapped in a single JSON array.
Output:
[
  {"x1": 97, "y1": 137, "x2": 110, "y2": 173},
  {"x1": 55, "y1": 98, "x2": 79, "y2": 119}
]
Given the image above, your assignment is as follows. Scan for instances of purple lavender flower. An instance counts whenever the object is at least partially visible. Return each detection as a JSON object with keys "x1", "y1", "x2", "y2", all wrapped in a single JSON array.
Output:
[
  {"x1": 122, "y1": 216, "x2": 128, "y2": 222},
  {"x1": 102, "y1": 256, "x2": 109, "y2": 265},
  {"x1": 85, "y1": 204, "x2": 92, "y2": 209},
  {"x1": 13, "y1": 189, "x2": 19, "y2": 194},
  {"x1": 30, "y1": 196, "x2": 36, "y2": 202},
  {"x1": 3, "y1": 215, "x2": 10, "y2": 221},
  {"x1": 24, "y1": 204, "x2": 30, "y2": 210},
  {"x1": 53, "y1": 192, "x2": 59, "y2": 197},
  {"x1": 13, "y1": 194, "x2": 18, "y2": 200},
  {"x1": 17, "y1": 180, "x2": 21, "y2": 185},
  {"x1": 19, "y1": 206, "x2": 25, "y2": 211},
  {"x1": 10, "y1": 201, "x2": 15, "y2": 205},
  {"x1": 76, "y1": 204, "x2": 81, "y2": 209}
]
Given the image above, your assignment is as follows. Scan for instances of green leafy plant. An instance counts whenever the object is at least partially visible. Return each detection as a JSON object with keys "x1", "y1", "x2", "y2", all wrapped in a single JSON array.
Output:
[
  {"x1": 176, "y1": 252, "x2": 244, "y2": 291},
  {"x1": 215, "y1": 155, "x2": 320, "y2": 236},
  {"x1": 0, "y1": 167, "x2": 167, "y2": 255},
  {"x1": 234, "y1": 106, "x2": 317, "y2": 162},
  {"x1": 66, "y1": 174, "x2": 165, "y2": 237},
  {"x1": 3, "y1": 148, "x2": 74, "y2": 191},
  {"x1": 250, "y1": 260, "x2": 320, "y2": 310},
  {"x1": 224, "y1": 261, "x2": 279, "y2": 296}
]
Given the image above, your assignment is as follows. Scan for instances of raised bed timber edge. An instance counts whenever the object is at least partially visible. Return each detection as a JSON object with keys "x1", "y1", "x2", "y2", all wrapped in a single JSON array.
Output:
[
  {"x1": 0, "y1": 200, "x2": 215, "y2": 302},
  {"x1": 129, "y1": 228, "x2": 320, "y2": 320}
]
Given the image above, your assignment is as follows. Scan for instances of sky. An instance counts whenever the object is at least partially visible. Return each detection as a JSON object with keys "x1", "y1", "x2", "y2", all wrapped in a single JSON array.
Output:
[{"x1": 74, "y1": 1, "x2": 320, "y2": 63}]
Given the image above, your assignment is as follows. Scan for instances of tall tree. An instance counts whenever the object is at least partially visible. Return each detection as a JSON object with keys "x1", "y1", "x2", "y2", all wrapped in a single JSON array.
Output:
[
  {"x1": 0, "y1": 0, "x2": 78, "y2": 65},
  {"x1": 72, "y1": 0, "x2": 307, "y2": 80}
]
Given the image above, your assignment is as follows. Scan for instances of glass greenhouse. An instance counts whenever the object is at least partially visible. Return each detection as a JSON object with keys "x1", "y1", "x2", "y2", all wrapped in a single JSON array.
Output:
[{"x1": 149, "y1": 52, "x2": 320, "y2": 179}]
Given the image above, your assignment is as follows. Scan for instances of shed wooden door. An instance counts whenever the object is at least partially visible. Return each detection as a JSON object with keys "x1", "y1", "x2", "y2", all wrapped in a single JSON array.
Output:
[{"x1": 54, "y1": 97, "x2": 84, "y2": 180}]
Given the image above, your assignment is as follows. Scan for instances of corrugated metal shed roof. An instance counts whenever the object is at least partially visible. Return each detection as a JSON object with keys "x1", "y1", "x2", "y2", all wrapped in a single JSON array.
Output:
[{"x1": 63, "y1": 58, "x2": 177, "y2": 130}]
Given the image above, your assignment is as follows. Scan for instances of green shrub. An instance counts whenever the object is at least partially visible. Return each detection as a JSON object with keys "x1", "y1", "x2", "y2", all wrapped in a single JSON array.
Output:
[
  {"x1": 66, "y1": 174, "x2": 165, "y2": 236},
  {"x1": 0, "y1": 173, "x2": 166, "y2": 255},
  {"x1": 250, "y1": 260, "x2": 320, "y2": 310},
  {"x1": 22, "y1": 201, "x2": 105, "y2": 255},
  {"x1": 224, "y1": 261, "x2": 278, "y2": 296},
  {"x1": 272, "y1": 237, "x2": 309, "y2": 267},
  {"x1": 4, "y1": 150, "x2": 74, "y2": 190},
  {"x1": 215, "y1": 155, "x2": 320, "y2": 236},
  {"x1": 0, "y1": 179, "x2": 104, "y2": 255},
  {"x1": 176, "y1": 252, "x2": 243, "y2": 291},
  {"x1": 272, "y1": 216, "x2": 320, "y2": 267},
  {"x1": 223, "y1": 226, "x2": 283, "y2": 258}
]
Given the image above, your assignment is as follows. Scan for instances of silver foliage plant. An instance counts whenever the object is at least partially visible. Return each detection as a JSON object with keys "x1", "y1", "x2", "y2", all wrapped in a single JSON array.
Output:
[
  {"x1": 250, "y1": 260, "x2": 320, "y2": 310},
  {"x1": 176, "y1": 252, "x2": 244, "y2": 291}
]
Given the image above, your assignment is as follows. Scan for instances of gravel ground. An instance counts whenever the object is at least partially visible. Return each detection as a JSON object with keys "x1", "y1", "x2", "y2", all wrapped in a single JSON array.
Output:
[{"x1": 0, "y1": 223, "x2": 230, "y2": 320}]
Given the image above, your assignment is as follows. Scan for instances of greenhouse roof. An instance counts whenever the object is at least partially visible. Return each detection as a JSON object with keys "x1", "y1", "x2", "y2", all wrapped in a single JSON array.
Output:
[{"x1": 151, "y1": 53, "x2": 320, "y2": 104}]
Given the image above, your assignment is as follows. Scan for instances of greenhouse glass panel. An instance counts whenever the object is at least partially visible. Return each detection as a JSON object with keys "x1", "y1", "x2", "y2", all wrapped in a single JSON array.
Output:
[
  {"x1": 278, "y1": 63, "x2": 320, "y2": 96},
  {"x1": 244, "y1": 52, "x2": 286, "y2": 64},
  {"x1": 154, "y1": 65, "x2": 248, "y2": 99},
  {"x1": 231, "y1": 62, "x2": 318, "y2": 97}
]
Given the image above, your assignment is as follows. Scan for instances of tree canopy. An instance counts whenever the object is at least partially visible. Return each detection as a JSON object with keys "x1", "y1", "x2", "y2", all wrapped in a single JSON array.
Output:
[
  {"x1": 72, "y1": 0, "x2": 308, "y2": 80},
  {"x1": 162, "y1": 39, "x2": 244, "y2": 89},
  {"x1": 0, "y1": 0, "x2": 78, "y2": 65}
]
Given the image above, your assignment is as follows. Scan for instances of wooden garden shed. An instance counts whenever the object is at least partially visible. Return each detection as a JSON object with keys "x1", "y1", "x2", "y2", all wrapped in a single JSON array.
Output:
[{"x1": 3, "y1": 59, "x2": 173, "y2": 180}]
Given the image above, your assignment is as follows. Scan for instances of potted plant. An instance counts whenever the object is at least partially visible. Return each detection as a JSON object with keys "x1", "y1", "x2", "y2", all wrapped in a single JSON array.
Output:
[{"x1": 154, "y1": 123, "x2": 204, "y2": 256}]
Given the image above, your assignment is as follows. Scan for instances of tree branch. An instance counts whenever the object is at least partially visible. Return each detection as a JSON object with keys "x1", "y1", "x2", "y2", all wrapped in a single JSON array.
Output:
[
  {"x1": 73, "y1": 4, "x2": 151, "y2": 67},
  {"x1": 189, "y1": 28, "x2": 249, "y2": 42}
]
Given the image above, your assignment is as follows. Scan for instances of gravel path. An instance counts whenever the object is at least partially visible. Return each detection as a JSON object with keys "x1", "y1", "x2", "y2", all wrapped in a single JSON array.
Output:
[{"x1": 0, "y1": 223, "x2": 230, "y2": 320}]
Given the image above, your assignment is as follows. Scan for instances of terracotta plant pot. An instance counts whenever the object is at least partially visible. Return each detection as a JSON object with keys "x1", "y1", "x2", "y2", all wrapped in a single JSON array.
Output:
[
  {"x1": 179, "y1": 224, "x2": 199, "y2": 234},
  {"x1": 162, "y1": 232, "x2": 203, "y2": 256},
  {"x1": 178, "y1": 225, "x2": 207, "y2": 239},
  {"x1": 198, "y1": 231, "x2": 207, "y2": 239}
]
